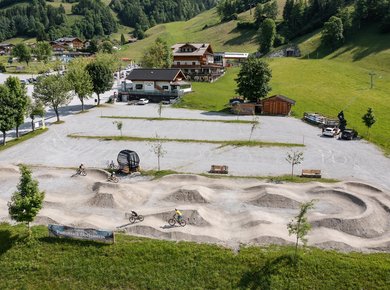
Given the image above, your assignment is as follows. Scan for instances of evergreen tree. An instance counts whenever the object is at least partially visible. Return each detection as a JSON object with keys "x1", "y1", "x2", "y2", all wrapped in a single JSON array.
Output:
[
  {"x1": 362, "y1": 107, "x2": 376, "y2": 138},
  {"x1": 120, "y1": 33, "x2": 126, "y2": 45},
  {"x1": 235, "y1": 57, "x2": 272, "y2": 102},
  {"x1": 8, "y1": 164, "x2": 45, "y2": 236}
]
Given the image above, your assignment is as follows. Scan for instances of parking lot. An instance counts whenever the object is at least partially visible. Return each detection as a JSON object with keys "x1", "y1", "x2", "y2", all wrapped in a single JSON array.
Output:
[{"x1": 0, "y1": 96, "x2": 389, "y2": 190}]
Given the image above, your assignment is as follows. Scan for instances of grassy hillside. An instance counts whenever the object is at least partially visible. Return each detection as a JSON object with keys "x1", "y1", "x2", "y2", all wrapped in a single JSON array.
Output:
[
  {"x1": 1, "y1": 223, "x2": 390, "y2": 289},
  {"x1": 117, "y1": 8, "x2": 259, "y2": 60}
]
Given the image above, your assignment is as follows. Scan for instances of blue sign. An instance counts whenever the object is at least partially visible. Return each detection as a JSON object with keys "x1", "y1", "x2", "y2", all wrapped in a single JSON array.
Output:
[{"x1": 48, "y1": 224, "x2": 115, "y2": 243}]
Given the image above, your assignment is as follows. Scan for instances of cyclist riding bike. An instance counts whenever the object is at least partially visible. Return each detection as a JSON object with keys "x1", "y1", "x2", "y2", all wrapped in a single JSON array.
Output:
[
  {"x1": 131, "y1": 210, "x2": 138, "y2": 217},
  {"x1": 175, "y1": 208, "x2": 183, "y2": 221}
]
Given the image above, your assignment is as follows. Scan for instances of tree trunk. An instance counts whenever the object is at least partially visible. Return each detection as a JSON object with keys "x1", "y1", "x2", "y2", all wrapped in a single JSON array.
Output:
[
  {"x1": 2, "y1": 131, "x2": 5, "y2": 146},
  {"x1": 54, "y1": 108, "x2": 60, "y2": 122},
  {"x1": 81, "y1": 98, "x2": 84, "y2": 112},
  {"x1": 97, "y1": 93, "x2": 100, "y2": 106},
  {"x1": 158, "y1": 156, "x2": 160, "y2": 171},
  {"x1": 27, "y1": 221, "x2": 31, "y2": 237},
  {"x1": 31, "y1": 116, "x2": 35, "y2": 131},
  {"x1": 16, "y1": 126, "x2": 19, "y2": 138},
  {"x1": 291, "y1": 164, "x2": 294, "y2": 177}
]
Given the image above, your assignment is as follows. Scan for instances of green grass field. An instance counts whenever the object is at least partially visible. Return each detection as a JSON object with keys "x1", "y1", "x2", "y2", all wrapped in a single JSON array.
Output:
[
  {"x1": 116, "y1": 8, "x2": 258, "y2": 61},
  {"x1": 1, "y1": 223, "x2": 390, "y2": 289}
]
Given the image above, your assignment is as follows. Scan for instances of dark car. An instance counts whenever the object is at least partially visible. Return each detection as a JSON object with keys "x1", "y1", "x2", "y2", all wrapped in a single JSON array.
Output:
[{"x1": 341, "y1": 129, "x2": 358, "y2": 140}]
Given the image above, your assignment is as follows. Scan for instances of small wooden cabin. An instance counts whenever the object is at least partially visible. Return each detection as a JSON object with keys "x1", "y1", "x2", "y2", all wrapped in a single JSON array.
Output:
[{"x1": 261, "y1": 95, "x2": 295, "y2": 116}]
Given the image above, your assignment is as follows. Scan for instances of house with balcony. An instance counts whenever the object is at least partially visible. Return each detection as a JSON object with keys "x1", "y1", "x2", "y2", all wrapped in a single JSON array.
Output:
[
  {"x1": 50, "y1": 37, "x2": 84, "y2": 51},
  {"x1": 118, "y1": 68, "x2": 192, "y2": 103},
  {"x1": 171, "y1": 43, "x2": 224, "y2": 82}
]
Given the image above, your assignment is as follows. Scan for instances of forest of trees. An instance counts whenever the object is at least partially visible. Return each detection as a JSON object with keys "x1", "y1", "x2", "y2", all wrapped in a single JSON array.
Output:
[
  {"x1": 220, "y1": 0, "x2": 390, "y2": 54},
  {"x1": 110, "y1": 0, "x2": 218, "y2": 37},
  {"x1": 0, "y1": 0, "x2": 116, "y2": 41}
]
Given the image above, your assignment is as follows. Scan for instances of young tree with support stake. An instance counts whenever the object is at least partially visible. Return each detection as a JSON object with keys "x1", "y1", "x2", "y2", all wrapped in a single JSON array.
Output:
[
  {"x1": 286, "y1": 150, "x2": 304, "y2": 177},
  {"x1": 8, "y1": 164, "x2": 45, "y2": 237},
  {"x1": 287, "y1": 200, "x2": 315, "y2": 262},
  {"x1": 150, "y1": 134, "x2": 167, "y2": 171}
]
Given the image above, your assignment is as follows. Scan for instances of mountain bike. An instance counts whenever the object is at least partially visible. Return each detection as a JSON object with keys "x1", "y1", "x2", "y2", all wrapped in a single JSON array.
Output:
[
  {"x1": 129, "y1": 212, "x2": 144, "y2": 224},
  {"x1": 168, "y1": 215, "x2": 186, "y2": 227}
]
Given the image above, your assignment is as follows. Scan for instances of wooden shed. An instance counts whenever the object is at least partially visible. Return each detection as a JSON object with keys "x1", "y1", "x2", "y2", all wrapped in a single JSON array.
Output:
[{"x1": 261, "y1": 95, "x2": 295, "y2": 116}]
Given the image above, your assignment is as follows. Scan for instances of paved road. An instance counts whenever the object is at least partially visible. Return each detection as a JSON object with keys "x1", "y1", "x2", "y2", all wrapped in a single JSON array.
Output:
[{"x1": 0, "y1": 99, "x2": 389, "y2": 190}]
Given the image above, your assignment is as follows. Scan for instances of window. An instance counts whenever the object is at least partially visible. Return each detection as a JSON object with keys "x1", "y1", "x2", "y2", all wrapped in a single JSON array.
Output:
[
  {"x1": 135, "y1": 84, "x2": 143, "y2": 90},
  {"x1": 192, "y1": 62, "x2": 196, "y2": 65},
  {"x1": 162, "y1": 85, "x2": 169, "y2": 90},
  {"x1": 177, "y1": 62, "x2": 180, "y2": 65}
]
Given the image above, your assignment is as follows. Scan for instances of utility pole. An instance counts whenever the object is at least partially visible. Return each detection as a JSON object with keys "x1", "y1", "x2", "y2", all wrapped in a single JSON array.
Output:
[{"x1": 369, "y1": 71, "x2": 376, "y2": 89}]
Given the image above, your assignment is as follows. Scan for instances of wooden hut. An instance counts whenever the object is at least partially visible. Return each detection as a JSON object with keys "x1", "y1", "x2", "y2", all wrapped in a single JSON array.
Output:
[{"x1": 261, "y1": 95, "x2": 295, "y2": 116}]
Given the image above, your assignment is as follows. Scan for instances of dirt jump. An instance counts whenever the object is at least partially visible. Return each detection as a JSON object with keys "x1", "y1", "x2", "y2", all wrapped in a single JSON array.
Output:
[{"x1": 1, "y1": 165, "x2": 390, "y2": 252}]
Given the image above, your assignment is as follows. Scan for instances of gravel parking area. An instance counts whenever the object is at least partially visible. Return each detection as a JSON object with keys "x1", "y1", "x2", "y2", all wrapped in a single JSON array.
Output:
[{"x1": 0, "y1": 94, "x2": 389, "y2": 190}]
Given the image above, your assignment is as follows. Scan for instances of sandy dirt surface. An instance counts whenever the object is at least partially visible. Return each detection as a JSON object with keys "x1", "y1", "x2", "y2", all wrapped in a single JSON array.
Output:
[{"x1": 1, "y1": 165, "x2": 390, "y2": 252}]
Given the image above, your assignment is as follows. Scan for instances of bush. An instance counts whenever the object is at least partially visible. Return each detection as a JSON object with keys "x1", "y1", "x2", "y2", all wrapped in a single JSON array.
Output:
[
  {"x1": 274, "y1": 34, "x2": 285, "y2": 47},
  {"x1": 0, "y1": 63, "x2": 6, "y2": 72}
]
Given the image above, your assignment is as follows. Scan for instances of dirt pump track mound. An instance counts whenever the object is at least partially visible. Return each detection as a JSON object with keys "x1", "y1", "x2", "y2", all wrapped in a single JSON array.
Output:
[{"x1": 1, "y1": 166, "x2": 390, "y2": 252}]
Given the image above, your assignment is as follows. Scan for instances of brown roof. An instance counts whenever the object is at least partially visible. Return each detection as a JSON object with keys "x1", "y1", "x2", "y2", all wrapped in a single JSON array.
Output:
[
  {"x1": 263, "y1": 95, "x2": 296, "y2": 104},
  {"x1": 171, "y1": 43, "x2": 213, "y2": 56}
]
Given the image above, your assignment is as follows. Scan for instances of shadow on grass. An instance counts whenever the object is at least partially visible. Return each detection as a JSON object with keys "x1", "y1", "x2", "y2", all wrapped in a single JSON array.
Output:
[
  {"x1": 238, "y1": 254, "x2": 295, "y2": 290},
  {"x1": 0, "y1": 229, "x2": 19, "y2": 256},
  {"x1": 224, "y1": 26, "x2": 257, "y2": 46},
  {"x1": 39, "y1": 236, "x2": 110, "y2": 248}
]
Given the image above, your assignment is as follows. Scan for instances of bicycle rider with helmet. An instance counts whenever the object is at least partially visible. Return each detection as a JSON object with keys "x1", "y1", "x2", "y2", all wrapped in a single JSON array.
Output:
[{"x1": 175, "y1": 208, "x2": 183, "y2": 222}]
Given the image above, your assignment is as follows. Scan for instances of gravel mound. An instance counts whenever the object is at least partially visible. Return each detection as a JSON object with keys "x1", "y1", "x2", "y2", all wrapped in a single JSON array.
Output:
[
  {"x1": 164, "y1": 188, "x2": 208, "y2": 203},
  {"x1": 249, "y1": 193, "x2": 301, "y2": 209},
  {"x1": 87, "y1": 193, "x2": 118, "y2": 208}
]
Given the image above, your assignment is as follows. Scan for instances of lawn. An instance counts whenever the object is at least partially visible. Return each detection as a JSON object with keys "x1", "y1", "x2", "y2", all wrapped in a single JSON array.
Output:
[
  {"x1": 1, "y1": 223, "x2": 390, "y2": 289},
  {"x1": 175, "y1": 67, "x2": 240, "y2": 111}
]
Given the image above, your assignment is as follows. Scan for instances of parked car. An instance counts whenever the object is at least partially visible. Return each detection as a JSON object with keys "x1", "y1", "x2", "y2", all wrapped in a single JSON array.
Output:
[
  {"x1": 341, "y1": 129, "x2": 358, "y2": 140},
  {"x1": 323, "y1": 127, "x2": 339, "y2": 137},
  {"x1": 137, "y1": 98, "x2": 149, "y2": 105}
]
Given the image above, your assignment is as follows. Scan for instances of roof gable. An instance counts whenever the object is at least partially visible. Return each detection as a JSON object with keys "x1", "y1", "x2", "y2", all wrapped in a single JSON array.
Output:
[{"x1": 264, "y1": 95, "x2": 296, "y2": 104}]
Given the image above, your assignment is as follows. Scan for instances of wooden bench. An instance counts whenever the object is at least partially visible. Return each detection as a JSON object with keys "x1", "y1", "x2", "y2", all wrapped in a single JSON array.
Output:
[
  {"x1": 301, "y1": 169, "x2": 322, "y2": 178},
  {"x1": 209, "y1": 165, "x2": 228, "y2": 174}
]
